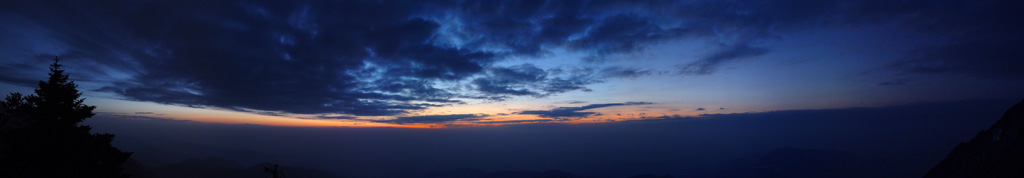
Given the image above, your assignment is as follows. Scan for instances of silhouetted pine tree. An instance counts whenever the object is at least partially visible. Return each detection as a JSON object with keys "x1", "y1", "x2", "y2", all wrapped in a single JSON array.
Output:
[
  {"x1": 264, "y1": 164, "x2": 286, "y2": 178},
  {"x1": 0, "y1": 57, "x2": 133, "y2": 177}
]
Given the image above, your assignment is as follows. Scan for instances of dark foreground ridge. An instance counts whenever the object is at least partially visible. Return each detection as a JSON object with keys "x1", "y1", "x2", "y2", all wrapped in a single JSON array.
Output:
[
  {"x1": 925, "y1": 99, "x2": 1024, "y2": 177},
  {"x1": 1, "y1": 57, "x2": 132, "y2": 177}
]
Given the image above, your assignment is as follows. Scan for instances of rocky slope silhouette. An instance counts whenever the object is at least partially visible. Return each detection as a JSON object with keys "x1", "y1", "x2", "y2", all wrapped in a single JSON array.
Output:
[{"x1": 924, "y1": 99, "x2": 1024, "y2": 177}]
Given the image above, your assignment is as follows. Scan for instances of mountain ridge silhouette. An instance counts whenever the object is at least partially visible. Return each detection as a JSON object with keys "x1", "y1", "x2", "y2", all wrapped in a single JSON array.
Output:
[{"x1": 925, "y1": 98, "x2": 1024, "y2": 177}]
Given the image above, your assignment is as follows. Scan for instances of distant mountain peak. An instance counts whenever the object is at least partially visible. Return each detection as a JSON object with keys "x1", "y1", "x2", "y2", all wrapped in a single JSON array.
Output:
[{"x1": 924, "y1": 99, "x2": 1024, "y2": 177}]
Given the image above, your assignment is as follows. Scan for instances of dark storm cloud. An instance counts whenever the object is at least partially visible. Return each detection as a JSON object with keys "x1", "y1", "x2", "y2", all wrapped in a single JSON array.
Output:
[
  {"x1": 2, "y1": 0, "x2": 1020, "y2": 117},
  {"x1": 0, "y1": 0, "x2": 812, "y2": 116},
  {"x1": 375, "y1": 114, "x2": 484, "y2": 124},
  {"x1": 1, "y1": 0, "x2": 476, "y2": 116},
  {"x1": 362, "y1": 18, "x2": 496, "y2": 80},
  {"x1": 520, "y1": 102, "x2": 652, "y2": 119}
]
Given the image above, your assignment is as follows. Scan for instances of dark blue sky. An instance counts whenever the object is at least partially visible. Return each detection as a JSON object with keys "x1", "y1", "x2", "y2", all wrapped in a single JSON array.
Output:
[{"x1": 1, "y1": 0, "x2": 1022, "y2": 126}]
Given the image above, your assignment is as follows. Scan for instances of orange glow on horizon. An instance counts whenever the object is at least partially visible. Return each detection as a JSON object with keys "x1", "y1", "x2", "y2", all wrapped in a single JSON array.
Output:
[
  {"x1": 98, "y1": 110, "x2": 716, "y2": 129},
  {"x1": 91, "y1": 97, "x2": 753, "y2": 129}
]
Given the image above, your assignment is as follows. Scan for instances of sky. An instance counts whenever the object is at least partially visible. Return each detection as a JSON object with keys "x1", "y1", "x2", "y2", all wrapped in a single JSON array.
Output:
[
  {"x1": 3, "y1": 1, "x2": 1024, "y2": 177},
  {"x1": 1, "y1": 0, "x2": 1023, "y2": 128}
]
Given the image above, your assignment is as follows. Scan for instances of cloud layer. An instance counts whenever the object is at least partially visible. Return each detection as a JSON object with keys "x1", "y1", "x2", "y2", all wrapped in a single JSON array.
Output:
[
  {"x1": 375, "y1": 114, "x2": 485, "y2": 124},
  {"x1": 1, "y1": 0, "x2": 1021, "y2": 116},
  {"x1": 520, "y1": 102, "x2": 653, "y2": 119}
]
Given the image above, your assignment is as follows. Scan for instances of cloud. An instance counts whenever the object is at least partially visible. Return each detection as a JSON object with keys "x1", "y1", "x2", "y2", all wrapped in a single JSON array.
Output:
[
  {"x1": 878, "y1": 1, "x2": 1024, "y2": 79},
  {"x1": 0, "y1": 61, "x2": 46, "y2": 87},
  {"x1": 375, "y1": 114, "x2": 484, "y2": 124},
  {"x1": 3, "y1": 0, "x2": 1020, "y2": 117},
  {"x1": 598, "y1": 66, "x2": 653, "y2": 79},
  {"x1": 475, "y1": 119, "x2": 552, "y2": 124},
  {"x1": 696, "y1": 108, "x2": 706, "y2": 111},
  {"x1": 878, "y1": 78, "x2": 912, "y2": 86},
  {"x1": 0, "y1": 1, "x2": 486, "y2": 116},
  {"x1": 568, "y1": 14, "x2": 688, "y2": 56},
  {"x1": 563, "y1": 100, "x2": 587, "y2": 104},
  {"x1": 520, "y1": 102, "x2": 653, "y2": 119},
  {"x1": 0, "y1": 0, "x2": 829, "y2": 116},
  {"x1": 472, "y1": 64, "x2": 549, "y2": 96},
  {"x1": 315, "y1": 115, "x2": 356, "y2": 120},
  {"x1": 890, "y1": 38, "x2": 1024, "y2": 79},
  {"x1": 679, "y1": 43, "x2": 771, "y2": 75},
  {"x1": 470, "y1": 64, "x2": 648, "y2": 100}
]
